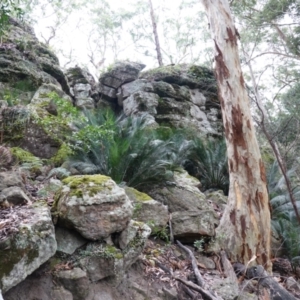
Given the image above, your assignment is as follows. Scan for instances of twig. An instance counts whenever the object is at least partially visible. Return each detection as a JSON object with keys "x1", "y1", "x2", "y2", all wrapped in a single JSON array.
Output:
[
  {"x1": 169, "y1": 213, "x2": 174, "y2": 244},
  {"x1": 175, "y1": 277, "x2": 223, "y2": 300},
  {"x1": 176, "y1": 240, "x2": 204, "y2": 287}
]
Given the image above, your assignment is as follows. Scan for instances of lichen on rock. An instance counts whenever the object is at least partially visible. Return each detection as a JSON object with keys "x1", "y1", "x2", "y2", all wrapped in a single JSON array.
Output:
[{"x1": 54, "y1": 175, "x2": 133, "y2": 240}]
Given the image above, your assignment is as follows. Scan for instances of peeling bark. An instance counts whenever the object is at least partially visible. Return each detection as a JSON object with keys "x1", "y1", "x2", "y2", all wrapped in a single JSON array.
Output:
[{"x1": 201, "y1": 0, "x2": 272, "y2": 271}]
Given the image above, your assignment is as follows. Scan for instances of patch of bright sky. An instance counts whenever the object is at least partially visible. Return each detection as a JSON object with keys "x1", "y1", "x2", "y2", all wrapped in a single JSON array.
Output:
[{"x1": 25, "y1": 0, "x2": 211, "y2": 77}]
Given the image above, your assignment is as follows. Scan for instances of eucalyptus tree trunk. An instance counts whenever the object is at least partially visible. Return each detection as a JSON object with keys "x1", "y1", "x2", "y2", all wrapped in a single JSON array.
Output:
[
  {"x1": 148, "y1": 0, "x2": 163, "y2": 66},
  {"x1": 201, "y1": 0, "x2": 272, "y2": 271}
]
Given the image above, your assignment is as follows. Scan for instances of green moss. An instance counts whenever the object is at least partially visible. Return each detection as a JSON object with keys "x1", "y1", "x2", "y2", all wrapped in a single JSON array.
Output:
[
  {"x1": 78, "y1": 243, "x2": 123, "y2": 260},
  {"x1": 0, "y1": 229, "x2": 39, "y2": 283},
  {"x1": 126, "y1": 187, "x2": 152, "y2": 202},
  {"x1": 142, "y1": 65, "x2": 182, "y2": 78},
  {"x1": 11, "y1": 147, "x2": 41, "y2": 164},
  {"x1": 50, "y1": 143, "x2": 73, "y2": 166},
  {"x1": 62, "y1": 175, "x2": 112, "y2": 198}
]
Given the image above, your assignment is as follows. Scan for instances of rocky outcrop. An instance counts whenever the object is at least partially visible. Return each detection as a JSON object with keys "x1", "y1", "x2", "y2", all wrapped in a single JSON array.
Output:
[
  {"x1": 0, "y1": 18, "x2": 70, "y2": 102},
  {"x1": 54, "y1": 175, "x2": 133, "y2": 240},
  {"x1": 98, "y1": 62, "x2": 146, "y2": 102},
  {"x1": 0, "y1": 203, "x2": 57, "y2": 293},
  {"x1": 0, "y1": 20, "x2": 73, "y2": 159},
  {"x1": 66, "y1": 67, "x2": 98, "y2": 109},
  {"x1": 65, "y1": 62, "x2": 222, "y2": 136}
]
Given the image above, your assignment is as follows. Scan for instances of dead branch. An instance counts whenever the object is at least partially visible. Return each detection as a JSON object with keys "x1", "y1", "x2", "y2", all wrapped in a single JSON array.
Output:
[
  {"x1": 176, "y1": 240, "x2": 204, "y2": 287},
  {"x1": 174, "y1": 277, "x2": 223, "y2": 300}
]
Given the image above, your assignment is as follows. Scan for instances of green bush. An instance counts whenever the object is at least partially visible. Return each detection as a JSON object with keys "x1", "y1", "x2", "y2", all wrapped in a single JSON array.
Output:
[
  {"x1": 186, "y1": 138, "x2": 229, "y2": 194},
  {"x1": 67, "y1": 109, "x2": 192, "y2": 188},
  {"x1": 268, "y1": 162, "x2": 300, "y2": 258}
]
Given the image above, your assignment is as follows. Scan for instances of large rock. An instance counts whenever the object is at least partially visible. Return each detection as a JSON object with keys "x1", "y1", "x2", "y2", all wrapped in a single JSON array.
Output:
[
  {"x1": 79, "y1": 220, "x2": 151, "y2": 282},
  {"x1": 0, "y1": 171, "x2": 24, "y2": 191},
  {"x1": 96, "y1": 61, "x2": 145, "y2": 105},
  {"x1": 30, "y1": 83, "x2": 72, "y2": 106},
  {"x1": 125, "y1": 187, "x2": 169, "y2": 230},
  {"x1": 0, "y1": 203, "x2": 57, "y2": 293},
  {"x1": 54, "y1": 175, "x2": 133, "y2": 240},
  {"x1": 171, "y1": 210, "x2": 219, "y2": 242},
  {"x1": 55, "y1": 268, "x2": 89, "y2": 300},
  {"x1": 144, "y1": 171, "x2": 211, "y2": 212},
  {"x1": 66, "y1": 67, "x2": 98, "y2": 109},
  {"x1": 1, "y1": 106, "x2": 61, "y2": 159},
  {"x1": 55, "y1": 227, "x2": 87, "y2": 255},
  {"x1": 0, "y1": 186, "x2": 31, "y2": 207},
  {"x1": 0, "y1": 18, "x2": 70, "y2": 98},
  {"x1": 99, "y1": 61, "x2": 146, "y2": 89}
]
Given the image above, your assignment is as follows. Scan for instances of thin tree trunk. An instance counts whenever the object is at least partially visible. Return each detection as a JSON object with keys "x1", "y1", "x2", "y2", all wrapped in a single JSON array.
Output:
[
  {"x1": 242, "y1": 47, "x2": 300, "y2": 225},
  {"x1": 201, "y1": 0, "x2": 272, "y2": 271},
  {"x1": 148, "y1": 0, "x2": 163, "y2": 66}
]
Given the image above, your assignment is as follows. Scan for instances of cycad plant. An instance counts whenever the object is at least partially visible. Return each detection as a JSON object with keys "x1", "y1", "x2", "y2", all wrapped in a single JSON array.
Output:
[
  {"x1": 186, "y1": 138, "x2": 229, "y2": 194},
  {"x1": 268, "y1": 162, "x2": 300, "y2": 258},
  {"x1": 67, "y1": 109, "x2": 192, "y2": 188}
]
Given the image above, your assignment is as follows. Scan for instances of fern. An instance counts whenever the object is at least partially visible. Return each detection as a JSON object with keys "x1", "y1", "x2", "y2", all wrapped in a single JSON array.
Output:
[
  {"x1": 186, "y1": 138, "x2": 229, "y2": 194},
  {"x1": 268, "y1": 161, "x2": 300, "y2": 258},
  {"x1": 67, "y1": 109, "x2": 192, "y2": 188}
]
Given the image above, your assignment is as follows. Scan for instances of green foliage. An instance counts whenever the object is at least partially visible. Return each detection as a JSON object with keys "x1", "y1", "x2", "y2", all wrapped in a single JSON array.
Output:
[
  {"x1": 147, "y1": 221, "x2": 169, "y2": 242},
  {"x1": 10, "y1": 147, "x2": 39, "y2": 164},
  {"x1": 50, "y1": 143, "x2": 73, "y2": 166},
  {"x1": 10, "y1": 147, "x2": 43, "y2": 171},
  {"x1": 193, "y1": 239, "x2": 204, "y2": 252},
  {"x1": 268, "y1": 162, "x2": 300, "y2": 258},
  {"x1": 35, "y1": 92, "x2": 79, "y2": 143},
  {"x1": 0, "y1": 0, "x2": 23, "y2": 36},
  {"x1": 67, "y1": 109, "x2": 192, "y2": 188},
  {"x1": 186, "y1": 138, "x2": 229, "y2": 194}
]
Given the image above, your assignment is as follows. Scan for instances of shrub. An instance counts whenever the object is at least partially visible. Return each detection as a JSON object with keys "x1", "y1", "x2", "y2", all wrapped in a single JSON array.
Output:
[
  {"x1": 268, "y1": 162, "x2": 300, "y2": 258},
  {"x1": 67, "y1": 109, "x2": 192, "y2": 188},
  {"x1": 186, "y1": 138, "x2": 229, "y2": 194}
]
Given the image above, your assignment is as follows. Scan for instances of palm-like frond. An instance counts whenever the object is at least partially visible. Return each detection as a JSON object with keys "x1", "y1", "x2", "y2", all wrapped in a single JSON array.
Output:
[
  {"x1": 268, "y1": 161, "x2": 300, "y2": 258},
  {"x1": 187, "y1": 138, "x2": 229, "y2": 194},
  {"x1": 67, "y1": 110, "x2": 192, "y2": 188}
]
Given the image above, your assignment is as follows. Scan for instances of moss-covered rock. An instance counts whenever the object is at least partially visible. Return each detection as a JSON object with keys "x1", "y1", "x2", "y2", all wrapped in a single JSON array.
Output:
[
  {"x1": 0, "y1": 18, "x2": 70, "y2": 97},
  {"x1": 54, "y1": 175, "x2": 133, "y2": 240},
  {"x1": 0, "y1": 203, "x2": 57, "y2": 293},
  {"x1": 125, "y1": 187, "x2": 169, "y2": 230}
]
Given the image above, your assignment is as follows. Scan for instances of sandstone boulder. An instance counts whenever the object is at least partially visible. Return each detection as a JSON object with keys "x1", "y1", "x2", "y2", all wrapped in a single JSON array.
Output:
[
  {"x1": 54, "y1": 175, "x2": 133, "y2": 240},
  {"x1": 125, "y1": 187, "x2": 169, "y2": 230},
  {"x1": 0, "y1": 203, "x2": 57, "y2": 293},
  {"x1": 144, "y1": 171, "x2": 210, "y2": 213}
]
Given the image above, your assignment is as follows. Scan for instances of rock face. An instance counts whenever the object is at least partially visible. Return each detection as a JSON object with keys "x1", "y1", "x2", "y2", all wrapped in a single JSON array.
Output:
[
  {"x1": 66, "y1": 67, "x2": 98, "y2": 109},
  {"x1": 0, "y1": 19, "x2": 72, "y2": 159},
  {"x1": 55, "y1": 175, "x2": 133, "y2": 240},
  {"x1": 0, "y1": 203, "x2": 57, "y2": 293},
  {"x1": 122, "y1": 64, "x2": 222, "y2": 136},
  {"x1": 0, "y1": 18, "x2": 69, "y2": 101}
]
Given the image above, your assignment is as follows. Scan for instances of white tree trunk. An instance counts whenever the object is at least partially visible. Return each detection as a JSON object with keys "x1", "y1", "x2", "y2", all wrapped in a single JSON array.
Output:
[
  {"x1": 148, "y1": 0, "x2": 163, "y2": 66},
  {"x1": 201, "y1": 0, "x2": 272, "y2": 271}
]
